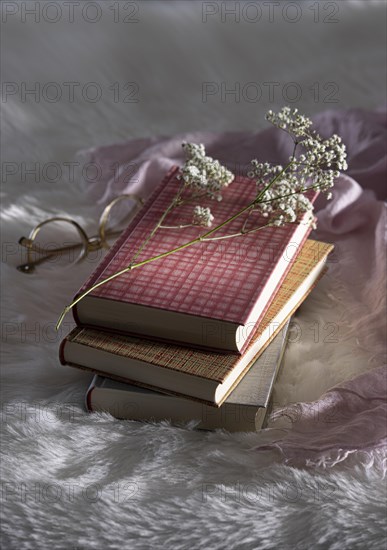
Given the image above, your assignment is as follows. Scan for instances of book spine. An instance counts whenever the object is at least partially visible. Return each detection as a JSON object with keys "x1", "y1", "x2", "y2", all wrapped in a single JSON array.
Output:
[
  {"x1": 62, "y1": 359, "x2": 220, "y2": 407},
  {"x1": 72, "y1": 165, "x2": 180, "y2": 324},
  {"x1": 68, "y1": 321, "x2": 238, "y2": 356}
]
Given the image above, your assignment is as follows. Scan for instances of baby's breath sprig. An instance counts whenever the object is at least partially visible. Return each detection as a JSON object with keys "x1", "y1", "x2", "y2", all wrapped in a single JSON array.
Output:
[
  {"x1": 179, "y1": 142, "x2": 234, "y2": 202},
  {"x1": 56, "y1": 107, "x2": 347, "y2": 330},
  {"x1": 247, "y1": 106, "x2": 347, "y2": 227}
]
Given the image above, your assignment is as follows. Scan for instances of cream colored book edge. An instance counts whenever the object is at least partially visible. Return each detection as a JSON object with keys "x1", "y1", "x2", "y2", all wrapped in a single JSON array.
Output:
[{"x1": 86, "y1": 321, "x2": 291, "y2": 432}]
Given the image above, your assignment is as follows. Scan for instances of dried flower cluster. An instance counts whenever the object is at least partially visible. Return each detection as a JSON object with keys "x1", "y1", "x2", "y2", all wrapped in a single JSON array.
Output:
[
  {"x1": 179, "y1": 142, "x2": 234, "y2": 228},
  {"x1": 265, "y1": 107, "x2": 313, "y2": 136},
  {"x1": 179, "y1": 108, "x2": 347, "y2": 229},
  {"x1": 192, "y1": 205, "x2": 214, "y2": 228},
  {"x1": 179, "y1": 142, "x2": 234, "y2": 200},
  {"x1": 246, "y1": 107, "x2": 348, "y2": 226}
]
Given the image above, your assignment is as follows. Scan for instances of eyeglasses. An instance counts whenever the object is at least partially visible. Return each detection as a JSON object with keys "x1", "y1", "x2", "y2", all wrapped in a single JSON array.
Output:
[{"x1": 17, "y1": 194, "x2": 144, "y2": 274}]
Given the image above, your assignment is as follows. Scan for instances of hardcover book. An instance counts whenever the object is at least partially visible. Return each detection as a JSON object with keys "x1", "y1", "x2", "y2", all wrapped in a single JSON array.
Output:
[
  {"x1": 73, "y1": 166, "x2": 317, "y2": 352},
  {"x1": 61, "y1": 240, "x2": 333, "y2": 406},
  {"x1": 85, "y1": 321, "x2": 290, "y2": 432}
]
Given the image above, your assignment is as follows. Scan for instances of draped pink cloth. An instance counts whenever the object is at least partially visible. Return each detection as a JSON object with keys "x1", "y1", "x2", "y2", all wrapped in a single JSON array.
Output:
[{"x1": 81, "y1": 108, "x2": 386, "y2": 473}]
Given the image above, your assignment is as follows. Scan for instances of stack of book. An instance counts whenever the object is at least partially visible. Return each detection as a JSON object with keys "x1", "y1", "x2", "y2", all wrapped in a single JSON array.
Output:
[{"x1": 59, "y1": 167, "x2": 333, "y2": 431}]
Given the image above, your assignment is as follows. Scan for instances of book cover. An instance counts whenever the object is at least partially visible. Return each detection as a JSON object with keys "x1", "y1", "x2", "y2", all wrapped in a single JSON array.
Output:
[{"x1": 73, "y1": 166, "x2": 317, "y2": 352}]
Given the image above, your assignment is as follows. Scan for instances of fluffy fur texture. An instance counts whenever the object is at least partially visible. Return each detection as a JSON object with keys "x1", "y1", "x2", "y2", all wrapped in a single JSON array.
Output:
[{"x1": 2, "y1": 2, "x2": 386, "y2": 549}]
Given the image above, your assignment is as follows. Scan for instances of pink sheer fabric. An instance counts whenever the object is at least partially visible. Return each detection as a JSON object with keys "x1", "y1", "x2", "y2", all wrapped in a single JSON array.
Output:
[
  {"x1": 264, "y1": 365, "x2": 387, "y2": 473},
  {"x1": 261, "y1": 167, "x2": 387, "y2": 474},
  {"x1": 81, "y1": 108, "x2": 386, "y2": 473}
]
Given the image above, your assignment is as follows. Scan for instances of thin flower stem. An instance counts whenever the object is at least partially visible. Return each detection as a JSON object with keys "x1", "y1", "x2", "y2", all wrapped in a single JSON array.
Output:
[
  {"x1": 241, "y1": 207, "x2": 255, "y2": 233},
  {"x1": 254, "y1": 161, "x2": 293, "y2": 203},
  {"x1": 203, "y1": 223, "x2": 272, "y2": 242},
  {"x1": 160, "y1": 224, "x2": 195, "y2": 229},
  {"x1": 258, "y1": 183, "x2": 322, "y2": 204},
  {"x1": 128, "y1": 182, "x2": 186, "y2": 265}
]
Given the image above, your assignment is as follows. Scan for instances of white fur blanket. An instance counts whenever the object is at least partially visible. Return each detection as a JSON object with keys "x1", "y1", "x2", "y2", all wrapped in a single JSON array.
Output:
[{"x1": 1, "y1": 2, "x2": 386, "y2": 549}]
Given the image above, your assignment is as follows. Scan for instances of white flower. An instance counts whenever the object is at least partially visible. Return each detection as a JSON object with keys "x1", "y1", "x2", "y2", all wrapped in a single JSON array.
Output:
[
  {"x1": 192, "y1": 206, "x2": 214, "y2": 227},
  {"x1": 180, "y1": 142, "x2": 234, "y2": 200}
]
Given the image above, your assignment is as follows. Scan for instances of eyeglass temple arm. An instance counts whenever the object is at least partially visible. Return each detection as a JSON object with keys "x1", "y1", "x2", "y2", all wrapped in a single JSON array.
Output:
[
  {"x1": 19, "y1": 237, "x2": 86, "y2": 255},
  {"x1": 98, "y1": 194, "x2": 144, "y2": 248},
  {"x1": 17, "y1": 228, "x2": 124, "y2": 271},
  {"x1": 19, "y1": 226, "x2": 124, "y2": 256},
  {"x1": 17, "y1": 251, "x2": 59, "y2": 273}
]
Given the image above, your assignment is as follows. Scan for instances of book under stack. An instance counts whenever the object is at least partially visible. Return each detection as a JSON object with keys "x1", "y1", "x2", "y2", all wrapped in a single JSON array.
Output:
[{"x1": 59, "y1": 166, "x2": 333, "y2": 431}]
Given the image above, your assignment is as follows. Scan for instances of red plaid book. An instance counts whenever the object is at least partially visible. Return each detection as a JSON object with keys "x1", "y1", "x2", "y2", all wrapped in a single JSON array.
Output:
[{"x1": 73, "y1": 166, "x2": 317, "y2": 353}]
